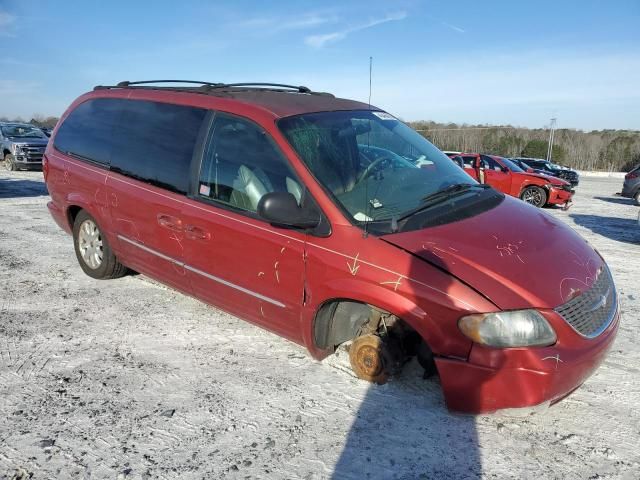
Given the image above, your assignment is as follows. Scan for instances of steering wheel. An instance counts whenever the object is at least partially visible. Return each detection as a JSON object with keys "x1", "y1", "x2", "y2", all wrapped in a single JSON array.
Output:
[{"x1": 356, "y1": 155, "x2": 394, "y2": 183}]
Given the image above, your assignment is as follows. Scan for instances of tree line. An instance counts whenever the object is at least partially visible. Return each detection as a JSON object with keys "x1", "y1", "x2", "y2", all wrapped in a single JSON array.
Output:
[
  {"x1": 410, "y1": 121, "x2": 640, "y2": 172},
  {"x1": 0, "y1": 115, "x2": 59, "y2": 129}
]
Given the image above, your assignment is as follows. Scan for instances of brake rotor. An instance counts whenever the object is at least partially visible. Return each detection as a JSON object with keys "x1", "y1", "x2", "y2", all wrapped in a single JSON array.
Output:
[{"x1": 348, "y1": 334, "x2": 390, "y2": 385}]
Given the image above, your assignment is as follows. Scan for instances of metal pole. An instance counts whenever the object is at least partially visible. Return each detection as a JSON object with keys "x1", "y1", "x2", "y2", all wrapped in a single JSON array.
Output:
[{"x1": 546, "y1": 117, "x2": 556, "y2": 161}]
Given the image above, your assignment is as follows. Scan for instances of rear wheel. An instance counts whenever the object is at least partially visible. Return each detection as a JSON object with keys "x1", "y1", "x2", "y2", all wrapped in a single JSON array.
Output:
[
  {"x1": 4, "y1": 153, "x2": 16, "y2": 171},
  {"x1": 73, "y1": 210, "x2": 127, "y2": 279},
  {"x1": 634, "y1": 190, "x2": 640, "y2": 206},
  {"x1": 520, "y1": 185, "x2": 547, "y2": 208}
]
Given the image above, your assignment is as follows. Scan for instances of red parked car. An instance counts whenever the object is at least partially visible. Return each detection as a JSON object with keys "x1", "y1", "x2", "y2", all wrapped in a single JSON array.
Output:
[
  {"x1": 45, "y1": 81, "x2": 619, "y2": 414},
  {"x1": 450, "y1": 153, "x2": 573, "y2": 208}
]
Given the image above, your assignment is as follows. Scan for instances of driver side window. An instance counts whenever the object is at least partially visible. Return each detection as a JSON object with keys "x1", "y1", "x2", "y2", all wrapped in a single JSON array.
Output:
[
  {"x1": 198, "y1": 113, "x2": 303, "y2": 213},
  {"x1": 482, "y1": 155, "x2": 504, "y2": 172}
]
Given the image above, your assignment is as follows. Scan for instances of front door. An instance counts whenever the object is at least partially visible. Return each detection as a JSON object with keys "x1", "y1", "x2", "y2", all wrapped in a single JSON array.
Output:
[
  {"x1": 480, "y1": 155, "x2": 512, "y2": 193},
  {"x1": 181, "y1": 112, "x2": 307, "y2": 342}
]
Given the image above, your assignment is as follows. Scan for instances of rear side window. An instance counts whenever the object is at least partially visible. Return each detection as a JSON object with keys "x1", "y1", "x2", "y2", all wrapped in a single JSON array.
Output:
[
  {"x1": 54, "y1": 98, "x2": 124, "y2": 165},
  {"x1": 110, "y1": 101, "x2": 207, "y2": 194}
]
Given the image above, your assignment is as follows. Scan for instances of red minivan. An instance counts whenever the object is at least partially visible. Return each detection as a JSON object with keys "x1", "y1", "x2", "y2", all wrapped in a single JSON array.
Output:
[{"x1": 45, "y1": 81, "x2": 619, "y2": 413}]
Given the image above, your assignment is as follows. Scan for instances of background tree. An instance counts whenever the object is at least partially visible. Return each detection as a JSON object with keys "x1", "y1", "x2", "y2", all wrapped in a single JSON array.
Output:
[{"x1": 411, "y1": 121, "x2": 640, "y2": 172}]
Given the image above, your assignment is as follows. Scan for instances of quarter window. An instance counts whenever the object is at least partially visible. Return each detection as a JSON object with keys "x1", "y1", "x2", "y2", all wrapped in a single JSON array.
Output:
[
  {"x1": 198, "y1": 114, "x2": 303, "y2": 213},
  {"x1": 54, "y1": 98, "x2": 124, "y2": 165}
]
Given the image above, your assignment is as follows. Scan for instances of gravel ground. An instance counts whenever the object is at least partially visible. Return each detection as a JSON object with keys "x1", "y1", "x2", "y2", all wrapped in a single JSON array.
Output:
[{"x1": 1, "y1": 171, "x2": 639, "y2": 480}]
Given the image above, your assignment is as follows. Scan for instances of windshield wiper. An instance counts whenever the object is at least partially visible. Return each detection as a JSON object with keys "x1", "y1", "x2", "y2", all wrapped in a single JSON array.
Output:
[{"x1": 398, "y1": 183, "x2": 490, "y2": 222}]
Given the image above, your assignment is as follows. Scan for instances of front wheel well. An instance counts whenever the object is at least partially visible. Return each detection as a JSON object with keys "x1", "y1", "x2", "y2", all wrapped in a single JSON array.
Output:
[
  {"x1": 312, "y1": 299, "x2": 421, "y2": 351},
  {"x1": 313, "y1": 299, "x2": 436, "y2": 380}
]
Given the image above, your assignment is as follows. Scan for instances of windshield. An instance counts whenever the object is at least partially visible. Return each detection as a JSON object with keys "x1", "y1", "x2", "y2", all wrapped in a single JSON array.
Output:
[
  {"x1": 278, "y1": 110, "x2": 476, "y2": 224},
  {"x1": 501, "y1": 157, "x2": 525, "y2": 173},
  {"x1": 1, "y1": 125, "x2": 47, "y2": 139}
]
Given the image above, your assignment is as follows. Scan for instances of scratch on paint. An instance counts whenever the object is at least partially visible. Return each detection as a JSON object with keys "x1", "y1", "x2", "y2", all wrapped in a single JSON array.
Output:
[
  {"x1": 559, "y1": 251, "x2": 600, "y2": 302},
  {"x1": 258, "y1": 271, "x2": 265, "y2": 277},
  {"x1": 542, "y1": 354, "x2": 564, "y2": 370},
  {"x1": 169, "y1": 232, "x2": 183, "y2": 251},
  {"x1": 380, "y1": 276, "x2": 403, "y2": 291},
  {"x1": 347, "y1": 253, "x2": 361, "y2": 276},
  {"x1": 422, "y1": 242, "x2": 448, "y2": 258},
  {"x1": 280, "y1": 247, "x2": 286, "y2": 254},
  {"x1": 260, "y1": 305, "x2": 265, "y2": 317},
  {"x1": 274, "y1": 261, "x2": 280, "y2": 283},
  {"x1": 492, "y1": 235, "x2": 525, "y2": 264}
]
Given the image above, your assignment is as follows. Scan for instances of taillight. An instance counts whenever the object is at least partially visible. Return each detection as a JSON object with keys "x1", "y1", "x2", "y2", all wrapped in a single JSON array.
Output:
[
  {"x1": 626, "y1": 171, "x2": 638, "y2": 180},
  {"x1": 42, "y1": 153, "x2": 49, "y2": 181}
]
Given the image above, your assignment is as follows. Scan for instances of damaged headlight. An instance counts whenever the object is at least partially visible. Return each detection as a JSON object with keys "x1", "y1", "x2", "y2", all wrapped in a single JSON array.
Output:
[
  {"x1": 11, "y1": 144, "x2": 25, "y2": 155},
  {"x1": 458, "y1": 310, "x2": 556, "y2": 348}
]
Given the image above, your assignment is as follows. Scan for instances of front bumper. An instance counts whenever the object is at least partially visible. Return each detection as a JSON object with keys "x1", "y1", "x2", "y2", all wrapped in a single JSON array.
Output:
[
  {"x1": 13, "y1": 153, "x2": 43, "y2": 169},
  {"x1": 435, "y1": 307, "x2": 620, "y2": 414},
  {"x1": 547, "y1": 187, "x2": 573, "y2": 206}
]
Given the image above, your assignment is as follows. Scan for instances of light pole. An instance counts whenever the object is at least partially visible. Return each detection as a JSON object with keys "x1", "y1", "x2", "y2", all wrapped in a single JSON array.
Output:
[{"x1": 546, "y1": 117, "x2": 556, "y2": 161}]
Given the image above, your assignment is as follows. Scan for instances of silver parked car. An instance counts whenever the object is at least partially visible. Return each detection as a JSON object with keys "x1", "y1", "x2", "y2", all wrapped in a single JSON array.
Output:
[{"x1": 621, "y1": 164, "x2": 640, "y2": 206}]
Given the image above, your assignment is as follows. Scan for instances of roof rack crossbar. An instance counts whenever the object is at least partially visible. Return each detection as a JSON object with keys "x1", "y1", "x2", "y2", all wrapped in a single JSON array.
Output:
[
  {"x1": 93, "y1": 80, "x2": 326, "y2": 96},
  {"x1": 217, "y1": 83, "x2": 311, "y2": 93},
  {"x1": 99, "y1": 80, "x2": 311, "y2": 93},
  {"x1": 115, "y1": 80, "x2": 224, "y2": 87}
]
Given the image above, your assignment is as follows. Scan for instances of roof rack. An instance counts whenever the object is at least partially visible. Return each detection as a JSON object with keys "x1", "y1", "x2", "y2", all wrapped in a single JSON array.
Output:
[{"x1": 94, "y1": 80, "x2": 315, "y2": 95}]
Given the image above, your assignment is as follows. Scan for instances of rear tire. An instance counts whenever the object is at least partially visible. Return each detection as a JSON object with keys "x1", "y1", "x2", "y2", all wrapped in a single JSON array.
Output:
[
  {"x1": 520, "y1": 185, "x2": 547, "y2": 208},
  {"x1": 73, "y1": 210, "x2": 127, "y2": 279},
  {"x1": 634, "y1": 190, "x2": 640, "y2": 206},
  {"x1": 4, "y1": 153, "x2": 16, "y2": 171}
]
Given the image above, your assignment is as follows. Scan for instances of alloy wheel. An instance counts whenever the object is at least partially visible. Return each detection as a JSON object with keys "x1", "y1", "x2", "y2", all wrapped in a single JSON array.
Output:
[{"x1": 78, "y1": 219, "x2": 104, "y2": 269}]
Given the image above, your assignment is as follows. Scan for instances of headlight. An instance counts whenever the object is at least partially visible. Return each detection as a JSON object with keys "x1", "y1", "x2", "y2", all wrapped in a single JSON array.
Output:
[
  {"x1": 11, "y1": 144, "x2": 24, "y2": 154},
  {"x1": 458, "y1": 310, "x2": 556, "y2": 348}
]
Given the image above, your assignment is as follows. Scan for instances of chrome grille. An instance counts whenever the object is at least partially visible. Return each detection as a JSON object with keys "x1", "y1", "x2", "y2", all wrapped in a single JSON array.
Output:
[
  {"x1": 555, "y1": 265, "x2": 617, "y2": 338},
  {"x1": 22, "y1": 144, "x2": 45, "y2": 162}
]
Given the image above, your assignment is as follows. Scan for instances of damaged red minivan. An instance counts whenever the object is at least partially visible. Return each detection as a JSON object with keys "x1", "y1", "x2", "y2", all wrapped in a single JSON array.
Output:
[{"x1": 45, "y1": 81, "x2": 619, "y2": 413}]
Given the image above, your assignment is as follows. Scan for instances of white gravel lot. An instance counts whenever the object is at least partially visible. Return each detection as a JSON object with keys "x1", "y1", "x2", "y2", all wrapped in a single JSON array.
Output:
[{"x1": 0, "y1": 171, "x2": 639, "y2": 480}]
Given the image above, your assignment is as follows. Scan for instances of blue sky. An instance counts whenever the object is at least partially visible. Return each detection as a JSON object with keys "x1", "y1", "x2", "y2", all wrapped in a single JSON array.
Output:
[{"x1": 0, "y1": 0, "x2": 638, "y2": 130}]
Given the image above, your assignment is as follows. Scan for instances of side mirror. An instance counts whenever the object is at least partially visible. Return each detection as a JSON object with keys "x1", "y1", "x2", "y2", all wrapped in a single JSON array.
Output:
[{"x1": 257, "y1": 192, "x2": 321, "y2": 229}]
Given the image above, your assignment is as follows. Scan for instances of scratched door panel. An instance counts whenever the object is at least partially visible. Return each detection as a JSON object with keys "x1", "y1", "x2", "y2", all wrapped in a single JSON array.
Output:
[
  {"x1": 181, "y1": 201, "x2": 306, "y2": 343},
  {"x1": 107, "y1": 173, "x2": 189, "y2": 292}
]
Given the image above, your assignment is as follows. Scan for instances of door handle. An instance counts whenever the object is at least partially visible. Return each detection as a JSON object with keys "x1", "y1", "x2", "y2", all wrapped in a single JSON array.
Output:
[
  {"x1": 185, "y1": 225, "x2": 211, "y2": 240},
  {"x1": 157, "y1": 214, "x2": 183, "y2": 232}
]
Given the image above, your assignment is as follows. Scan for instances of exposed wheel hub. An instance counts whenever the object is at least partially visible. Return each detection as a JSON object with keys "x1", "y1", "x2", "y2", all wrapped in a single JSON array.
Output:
[{"x1": 349, "y1": 334, "x2": 391, "y2": 384}]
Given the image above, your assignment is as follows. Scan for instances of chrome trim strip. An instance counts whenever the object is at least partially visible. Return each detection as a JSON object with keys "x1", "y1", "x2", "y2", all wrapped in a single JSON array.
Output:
[
  {"x1": 118, "y1": 235, "x2": 182, "y2": 265},
  {"x1": 183, "y1": 264, "x2": 285, "y2": 308},
  {"x1": 117, "y1": 234, "x2": 285, "y2": 308}
]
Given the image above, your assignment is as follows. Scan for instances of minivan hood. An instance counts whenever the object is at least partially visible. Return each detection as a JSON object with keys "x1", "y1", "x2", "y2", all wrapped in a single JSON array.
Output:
[{"x1": 383, "y1": 197, "x2": 602, "y2": 310}]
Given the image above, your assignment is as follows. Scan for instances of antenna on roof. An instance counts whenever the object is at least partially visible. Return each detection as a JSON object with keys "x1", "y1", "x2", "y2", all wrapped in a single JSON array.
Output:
[
  {"x1": 368, "y1": 56, "x2": 373, "y2": 109},
  {"x1": 364, "y1": 56, "x2": 374, "y2": 239}
]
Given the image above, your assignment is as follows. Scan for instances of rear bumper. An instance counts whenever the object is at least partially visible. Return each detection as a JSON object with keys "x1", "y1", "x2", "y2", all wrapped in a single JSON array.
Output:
[
  {"x1": 621, "y1": 182, "x2": 638, "y2": 198},
  {"x1": 47, "y1": 200, "x2": 72, "y2": 234},
  {"x1": 547, "y1": 187, "x2": 573, "y2": 206},
  {"x1": 435, "y1": 307, "x2": 620, "y2": 414}
]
